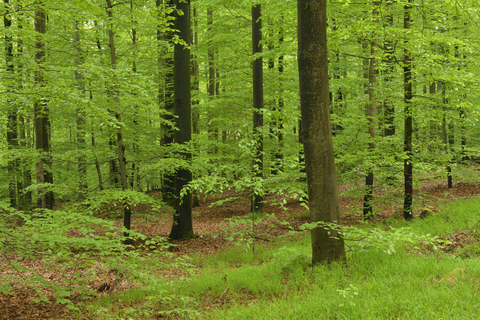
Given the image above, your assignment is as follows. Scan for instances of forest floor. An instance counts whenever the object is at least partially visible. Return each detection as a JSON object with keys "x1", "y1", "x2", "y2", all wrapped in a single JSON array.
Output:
[{"x1": 2, "y1": 177, "x2": 480, "y2": 319}]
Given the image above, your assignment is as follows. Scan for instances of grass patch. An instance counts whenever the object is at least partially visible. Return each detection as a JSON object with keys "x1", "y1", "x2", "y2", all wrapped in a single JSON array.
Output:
[{"x1": 82, "y1": 197, "x2": 480, "y2": 319}]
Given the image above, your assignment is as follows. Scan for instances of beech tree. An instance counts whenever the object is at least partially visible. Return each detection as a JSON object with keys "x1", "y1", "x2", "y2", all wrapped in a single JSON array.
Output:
[
  {"x1": 298, "y1": 0, "x2": 345, "y2": 264},
  {"x1": 33, "y1": 0, "x2": 53, "y2": 209},
  {"x1": 169, "y1": 0, "x2": 194, "y2": 240},
  {"x1": 403, "y1": 0, "x2": 413, "y2": 220},
  {"x1": 251, "y1": 3, "x2": 264, "y2": 213}
]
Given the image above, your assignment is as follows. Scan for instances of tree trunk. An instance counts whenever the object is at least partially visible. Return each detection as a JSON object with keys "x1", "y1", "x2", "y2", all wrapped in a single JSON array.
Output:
[
  {"x1": 191, "y1": 4, "x2": 200, "y2": 208},
  {"x1": 169, "y1": 0, "x2": 194, "y2": 240},
  {"x1": 106, "y1": 0, "x2": 132, "y2": 243},
  {"x1": 403, "y1": 0, "x2": 413, "y2": 220},
  {"x1": 363, "y1": 2, "x2": 379, "y2": 219},
  {"x1": 91, "y1": 127, "x2": 104, "y2": 191},
  {"x1": 274, "y1": 24, "x2": 285, "y2": 175},
  {"x1": 130, "y1": 0, "x2": 139, "y2": 191},
  {"x1": 73, "y1": 21, "x2": 87, "y2": 201},
  {"x1": 298, "y1": 0, "x2": 345, "y2": 264},
  {"x1": 207, "y1": 8, "x2": 218, "y2": 154},
  {"x1": 160, "y1": 0, "x2": 175, "y2": 205},
  {"x1": 251, "y1": 4, "x2": 264, "y2": 213},
  {"x1": 363, "y1": 8, "x2": 379, "y2": 219},
  {"x1": 5, "y1": 0, "x2": 17, "y2": 207},
  {"x1": 34, "y1": 0, "x2": 53, "y2": 210},
  {"x1": 383, "y1": 0, "x2": 395, "y2": 137}
]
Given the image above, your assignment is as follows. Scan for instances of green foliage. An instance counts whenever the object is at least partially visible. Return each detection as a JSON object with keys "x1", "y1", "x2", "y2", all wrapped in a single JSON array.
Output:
[{"x1": 0, "y1": 204, "x2": 176, "y2": 310}]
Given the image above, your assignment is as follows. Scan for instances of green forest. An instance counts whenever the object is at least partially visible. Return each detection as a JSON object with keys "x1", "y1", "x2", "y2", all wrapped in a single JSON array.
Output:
[{"x1": 2, "y1": 0, "x2": 480, "y2": 318}]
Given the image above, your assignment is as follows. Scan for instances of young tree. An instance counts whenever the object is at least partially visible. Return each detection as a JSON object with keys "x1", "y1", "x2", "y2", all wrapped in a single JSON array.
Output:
[
  {"x1": 4, "y1": 0, "x2": 17, "y2": 207},
  {"x1": 105, "y1": 0, "x2": 133, "y2": 242},
  {"x1": 363, "y1": 2, "x2": 379, "y2": 219},
  {"x1": 251, "y1": 3, "x2": 264, "y2": 213},
  {"x1": 73, "y1": 21, "x2": 87, "y2": 201},
  {"x1": 298, "y1": 0, "x2": 345, "y2": 264},
  {"x1": 403, "y1": 0, "x2": 413, "y2": 220}
]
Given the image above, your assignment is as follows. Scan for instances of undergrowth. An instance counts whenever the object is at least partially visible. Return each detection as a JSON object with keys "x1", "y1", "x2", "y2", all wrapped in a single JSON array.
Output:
[{"x1": 3, "y1": 196, "x2": 480, "y2": 319}]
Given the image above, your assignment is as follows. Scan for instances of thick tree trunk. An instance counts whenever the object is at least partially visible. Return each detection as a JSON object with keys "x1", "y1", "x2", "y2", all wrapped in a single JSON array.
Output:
[
  {"x1": 403, "y1": 0, "x2": 413, "y2": 220},
  {"x1": 169, "y1": 0, "x2": 194, "y2": 240},
  {"x1": 298, "y1": 0, "x2": 345, "y2": 264},
  {"x1": 251, "y1": 4, "x2": 264, "y2": 213}
]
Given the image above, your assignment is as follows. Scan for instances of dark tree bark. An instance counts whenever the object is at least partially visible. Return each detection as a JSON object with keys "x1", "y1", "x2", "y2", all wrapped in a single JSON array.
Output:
[
  {"x1": 298, "y1": 0, "x2": 346, "y2": 264},
  {"x1": 169, "y1": 0, "x2": 194, "y2": 240},
  {"x1": 403, "y1": 0, "x2": 413, "y2": 220},
  {"x1": 251, "y1": 4, "x2": 264, "y2": 213},
  {"x1": 160, "y1": 0, "x2": 175, "y2": 205},
  {"x1": 34, "y1": 0, "x2": 53, "y2": 209},
  {"x1": 363, "y1": 2, "x2": 379, "y2": 219},
  {"x1": 5, "y1": 0, "x2": 17, "y2": 207}
]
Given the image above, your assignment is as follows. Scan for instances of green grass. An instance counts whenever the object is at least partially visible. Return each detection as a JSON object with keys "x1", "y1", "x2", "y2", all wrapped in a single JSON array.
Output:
[{"x1": 83, "y1": 197, "x2": 480, "y2": 319}]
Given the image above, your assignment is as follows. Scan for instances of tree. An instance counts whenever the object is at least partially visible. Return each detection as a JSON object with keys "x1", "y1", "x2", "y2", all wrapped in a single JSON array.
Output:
[
  {"x1": 298, "y1": 0, "x2": 345, "y2": 264},
  {"x1": 403, "y1": 0, "x2": 413, "y2": 220},
  {"x1": 33, "y1": 0, "x2": 53, "y2": 210},
  {"x1": 169, "y1": 0, "x2": 194, "y2": 240},
  {"x1": 73, "y1": 20, "x2": 87, "y2": 202},
  {"x1": 251, "y1": 3, "x2": 264, "y2": 213},
  {"x1": 105, "y1": 0, "x2": 133, "y2": 243},
  {"x1": 161, "y1": 0, "x2": 176, "y2": 205},
  {"x1": 363, "y1": 2, "x2": 379, "y2": 219},
  {"x1": 4, "y1": 0, "x2": 17, "y2": 207}
]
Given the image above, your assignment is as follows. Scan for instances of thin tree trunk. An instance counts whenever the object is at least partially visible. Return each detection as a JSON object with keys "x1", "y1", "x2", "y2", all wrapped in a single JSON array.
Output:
[
  {"x1": 207, "y1": 8, "x2": 218, "y2": 154},
  {"x1": 251, "y1": 4, "x2": 264, "y2": 213},
  {"x1": 160, "y1": 0, "x2": 175, "y2": 205},
  {"x1": 383, "y1": 0, "x2": 395, "y2": 137},
  {"x1": 34, "y1": 0, "x2": 51, "y2": 209},
  {"x1": 275, "y1": 23, "x2": 285, "y2": 174},
  {"x1": 74, "y1": 21, "x2": 87, "y2": 201},
  {"x1": 130, "y1": 0, "x2": 139, "y2": 191},
  {"x1": 298, "y1": 0, "x2": 345, "y2": 264},
  {"x1": 5, "y1": 0, "x2": 17, "y2": 207},
  {"x1": 91, "y1": 127, "x2": 104, "y2": 191},
  {"x1": 191, "y1": 4, "x2": 200, "y2": 208},
  {"x1": 363, "y1": 4, "x2": 378, "y2": 219},
  {"x1": 106, "y1": 0, "x2": 132, "y2": 243},
  {"x1": 169, "y1": 0, "x2": 194, "y2": 240},
  {"x1": 403, "y1": 0, "x2": 413, "y2": 220}
]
